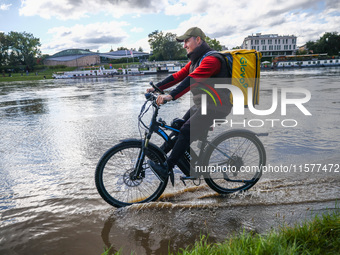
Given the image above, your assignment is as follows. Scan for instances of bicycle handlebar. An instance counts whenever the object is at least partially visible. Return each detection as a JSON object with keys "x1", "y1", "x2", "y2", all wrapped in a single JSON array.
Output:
[
  {"x1": 144, "y1": 92, "x2": 155, "y2": 100},
  {"x1": 145, "y1": 81, "x2": 169, "y2": 105},
  {"x1": 150, "y1": 81, "x2": 164, "y2": 94}
]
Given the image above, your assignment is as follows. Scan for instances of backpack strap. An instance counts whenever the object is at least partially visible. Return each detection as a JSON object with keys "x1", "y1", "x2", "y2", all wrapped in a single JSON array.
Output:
[{"x1": 198, "y1": 50, "x2": 219, "y2": 66}]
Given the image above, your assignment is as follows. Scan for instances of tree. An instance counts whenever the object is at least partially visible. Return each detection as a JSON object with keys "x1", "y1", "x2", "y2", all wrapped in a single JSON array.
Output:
[
  {"x1": 205, "y1": 36, "x2": 222, "y2": 51},
  {"x1": 0, "y1": 32, "x2": 9, "y2": 66},
  {"x1": 305, "y1": 40, "x2": 316, "y2": 53},
  {"x1": 7, "y1": 31, "x2": 41, "y2": 70},
  {"x1": 305, "y1": 32, "x2": 340, "y2": 56},
  {"x1": 117, "y1": 46, "x2": 128, "y2": 50},
  {"x1": 296, "y1": 48, "x2": 307, "y2": 55},
  {"x1": 138, "y1": 46, "x2": 143, "y2": 52},
  {"x1": 148, "y1": 30, "x2": 186, "y2": 61}
]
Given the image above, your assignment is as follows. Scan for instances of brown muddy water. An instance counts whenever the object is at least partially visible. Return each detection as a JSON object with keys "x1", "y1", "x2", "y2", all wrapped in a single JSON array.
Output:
[{"x1": 0, "y1": 69, "x2": 340, "y2": 255}]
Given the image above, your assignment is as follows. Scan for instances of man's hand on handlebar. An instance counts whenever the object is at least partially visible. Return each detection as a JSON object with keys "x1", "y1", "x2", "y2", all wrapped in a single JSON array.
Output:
[
  {"x1": 146, "y1": 87, "x2": 155, "y2": 93},
  {"x1": 156, "y1": 94, "x2": 173, "y2": 105}
]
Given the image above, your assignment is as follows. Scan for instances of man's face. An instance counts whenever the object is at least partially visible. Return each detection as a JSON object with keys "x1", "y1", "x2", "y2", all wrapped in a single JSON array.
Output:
[{"x1": 183, "y1": 37, "x2": 200, "y2": 54}]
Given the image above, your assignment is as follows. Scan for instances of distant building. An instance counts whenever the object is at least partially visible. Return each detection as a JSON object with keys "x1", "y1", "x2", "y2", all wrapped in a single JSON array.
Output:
[
  {"x1": 99, "y1": 50, "x2": 150, "y2": 63},
  {"x1": 44, "y1": 49, "x2": 100, "y2": 67},
  {"x1": 242, "y1": 33, "x2": 297, "y2": 57},
  {"x1": 44, "y1": 49, "x2": 150, "y2": 67}
]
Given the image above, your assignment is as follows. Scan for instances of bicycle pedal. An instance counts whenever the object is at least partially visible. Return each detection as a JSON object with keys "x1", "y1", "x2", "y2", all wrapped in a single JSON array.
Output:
[
  {"x1": 180, "y1": 176, "x2": 197, "y2": 186},
  {"x1": 180, "y1": 176, "x2": 187, "y2": 186}
]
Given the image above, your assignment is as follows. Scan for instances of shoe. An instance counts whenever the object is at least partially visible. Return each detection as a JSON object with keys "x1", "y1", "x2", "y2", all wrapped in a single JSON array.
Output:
[
  {"x1": 147, "y1": 160, "x2": 169, "y2": 182},
  {"x1": 147, "y1": 160, "x2": 175, "y2": 186}
]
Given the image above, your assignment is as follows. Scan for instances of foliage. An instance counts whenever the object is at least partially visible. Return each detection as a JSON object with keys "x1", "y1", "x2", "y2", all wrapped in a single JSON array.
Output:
[
  {"x1": 0, "y1": 65, "x2": 78, "y2": 82},
  {"x1": 205, "y1": 36, "x2": 223, "y2": 51},
  {"x1": 117, "y1": 47, "x2": 128, "y2": 50},
  {"x1": 47, "y1": 65, "x2": 68, "y2": 70},
  {"x1": 99, "y1": 210, "x2": 339, "y2": 255},
  {"x1": 296, "y1": 49, "x2": 307, "y2": 55},
  {"x1": 148, "y1": 30, "x2": 186, "y2": 61},
  {"x1": 0, "y1": 32, "x2": 9, "y2": 66},
  {"x1": 0, "y1": 31, "x2": 41, "y2": 71},
  {"x1": 174, "y1": 211, "x2": 340, "y2": 255},
  {"x1": 148, "y1": 31, "x2": 224, "y2": 60},
  {"x1": 306, "y1": 32, "x2": 340, "y2": 56}
]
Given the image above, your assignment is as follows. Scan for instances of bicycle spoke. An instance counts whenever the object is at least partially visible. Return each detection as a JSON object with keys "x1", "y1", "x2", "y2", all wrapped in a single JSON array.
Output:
[
  {"x1": 204, "y1": 132, "x2": 265, "y2": 194},
  {"x1": 95, "y1": 142, "x2": 167, "y2": 207}
]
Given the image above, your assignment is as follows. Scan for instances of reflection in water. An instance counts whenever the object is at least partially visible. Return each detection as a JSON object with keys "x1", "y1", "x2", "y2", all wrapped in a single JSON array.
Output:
[
  {"x1": 0, "y1": 69, "x2": 340, "y2": 254},
  {"x1": 0, "y1": 98, "x2": 47, "y2": 116},
  {"x1": 98, "y1": 176, "x2": 339, "y2": 254}
]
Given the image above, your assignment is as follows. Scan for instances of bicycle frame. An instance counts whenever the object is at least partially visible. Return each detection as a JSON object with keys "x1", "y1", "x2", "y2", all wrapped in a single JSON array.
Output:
[
  {"x1": 131, "y1": 93, "x2": 211, "y2": 180},
  {"x1": 131, "y1": 94, "x2": 172, "y2": 179},
  {"x1": 132, "y1": 92, "x2": 265, "y2": 183},
  {"x1": 95, "y1": 86, "x2": 267, "y2": 207}
]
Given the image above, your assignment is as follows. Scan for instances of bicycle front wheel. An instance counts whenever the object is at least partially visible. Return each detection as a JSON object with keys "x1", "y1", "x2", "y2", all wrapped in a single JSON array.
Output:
[
  {"x1": 203, "y1": 130, "x2": 266, "y2": 194},
  {"x1": 95, "y1": 140, "x2": 168, "y2": 207}
]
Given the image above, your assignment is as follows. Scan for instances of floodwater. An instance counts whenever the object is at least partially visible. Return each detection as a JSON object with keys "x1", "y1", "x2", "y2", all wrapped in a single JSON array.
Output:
[{"x1": 0, "y1": 68, "x2": 339, "y2": 254}]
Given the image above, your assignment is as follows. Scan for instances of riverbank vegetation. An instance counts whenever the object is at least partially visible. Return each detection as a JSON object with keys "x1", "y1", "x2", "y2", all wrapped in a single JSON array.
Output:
[
  {"x1": 148, "y1": 30, "x2": 223, "y2": 62},
  {"x1": 304, "y1": 32, "x2": 340, "y2": 56},
  {"x1": 0, "y1": 62, "x2": 143, "y2": 83},
  {"x1": 102, "y1": 210, "x2": 339, "y2": 255},
  {"x1": 2, "y1": 30, "x2": 339, "y2": 84}
]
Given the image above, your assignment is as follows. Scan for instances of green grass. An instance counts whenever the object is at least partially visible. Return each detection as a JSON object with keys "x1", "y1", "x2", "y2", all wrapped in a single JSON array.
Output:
[
  {"x1": 175, "y1": 211, "x2": 340, "y2": 255},
  {"x1": 0, "y1": 63, "x2": 144, "y2": 83},
  {"x1": 0, "y1": 67, "x2": 77, "y2": 82},
  {"x1": 101, "y1": 210, "x2": 340, "y2": 255}
]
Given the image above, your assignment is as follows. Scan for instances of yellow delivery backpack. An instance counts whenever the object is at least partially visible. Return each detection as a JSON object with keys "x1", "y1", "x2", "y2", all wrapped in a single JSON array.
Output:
[{"x1": 220, "y1": 49, "x2": 262, "y2": 107}]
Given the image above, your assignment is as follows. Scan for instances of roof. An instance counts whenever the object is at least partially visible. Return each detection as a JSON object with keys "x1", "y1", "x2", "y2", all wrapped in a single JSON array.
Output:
[
  {"x1": 51, "y1": 49, "x2": 96, "y2": 57},
  {"x1": 46, "y1": 54, "x2": 97, "y2": 62},
  {"x1": 46, "y1": 49, "x2": 150, "y2": 61}
]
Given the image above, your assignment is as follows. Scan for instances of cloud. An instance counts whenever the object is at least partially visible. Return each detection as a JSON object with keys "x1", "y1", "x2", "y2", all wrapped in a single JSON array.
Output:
[
  {"x1": 19, "y1": 0, "x2": 168, "y2": 20},
  {"x1": 25, "y1": 0, "x2": 339, "y2": 53},
  {"x1": 165, "y1": 0, "x2": 340, "y2": 49},
  {"x1": 131, "y1": 27, "x2": 144, "y2": 33},
  {"x1": 81, "y1": 36, "x2": 124, "y2": 44},
  {"x1": 0, "y1": 3, "x2": 12, "y2": 11},
  {"x1": 42, "y1": 21, "x2": 129, "y2": 54}
]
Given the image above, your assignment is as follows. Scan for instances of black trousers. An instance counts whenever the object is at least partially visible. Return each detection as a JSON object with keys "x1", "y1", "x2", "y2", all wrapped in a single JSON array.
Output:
[{"x1": 166, "y1": 105, "x2": 231, "y2": 169}]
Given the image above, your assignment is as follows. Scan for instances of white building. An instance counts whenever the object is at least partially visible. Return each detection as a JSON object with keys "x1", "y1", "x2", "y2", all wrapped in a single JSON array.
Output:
[{"x1": 242, "y1": 33, "x2": 297, "y2": 57}]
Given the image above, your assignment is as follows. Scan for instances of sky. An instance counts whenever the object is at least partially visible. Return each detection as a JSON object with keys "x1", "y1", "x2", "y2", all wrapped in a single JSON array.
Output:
[{"x1": 0, "y1": 0, "x2": 339, "y2": 55}]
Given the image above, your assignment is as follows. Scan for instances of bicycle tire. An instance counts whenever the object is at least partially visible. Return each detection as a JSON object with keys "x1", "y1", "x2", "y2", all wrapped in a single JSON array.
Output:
[
  {"x1": 95, "y1": 140, "x2": 168, "y2": 207},
  {"x1": 203, "y1": 130, "x2": 266, "y2": 194}
]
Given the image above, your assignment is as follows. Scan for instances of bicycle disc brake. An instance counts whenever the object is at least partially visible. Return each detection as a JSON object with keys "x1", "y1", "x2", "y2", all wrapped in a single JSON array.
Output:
[{"x1": 124, "y1": 169, "x2": 143, "y2": 187}]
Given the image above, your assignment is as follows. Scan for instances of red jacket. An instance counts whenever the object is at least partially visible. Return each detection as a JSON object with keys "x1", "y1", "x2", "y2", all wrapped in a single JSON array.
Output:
[{"x1": 158, "y1": 56, "x2": 221, "y2": 100}]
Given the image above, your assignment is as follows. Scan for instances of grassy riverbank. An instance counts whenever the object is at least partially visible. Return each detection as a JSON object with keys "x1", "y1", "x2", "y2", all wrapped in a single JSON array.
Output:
[
  {"x1": 0, "y1": 62, "x2": 143, "y2": 83},
  {"x1": 0, "y1": 67, "x2": 74, "y2": 82},
  {"x1": 103, "y1": 210, "x2": 340, "y2": 255}
]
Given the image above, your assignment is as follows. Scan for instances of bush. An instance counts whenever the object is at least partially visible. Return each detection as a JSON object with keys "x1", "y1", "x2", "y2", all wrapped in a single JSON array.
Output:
[
  {"x1": 34, "y1": 65, "x2": 46, "y2": 71},
  {"x1": 47, "y1": 65, "x2": 68, "y2": 70}
]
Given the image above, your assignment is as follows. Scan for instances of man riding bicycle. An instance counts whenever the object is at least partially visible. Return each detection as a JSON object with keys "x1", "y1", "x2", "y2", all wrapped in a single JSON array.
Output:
[{"x1": 147, "y1": 27, "x2": 232, "y2": 184}]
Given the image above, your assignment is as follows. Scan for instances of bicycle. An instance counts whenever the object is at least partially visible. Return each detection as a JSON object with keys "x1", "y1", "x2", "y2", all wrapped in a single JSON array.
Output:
[{"x1": 95, "y1": 82, "x2": 267, "y2": 208}]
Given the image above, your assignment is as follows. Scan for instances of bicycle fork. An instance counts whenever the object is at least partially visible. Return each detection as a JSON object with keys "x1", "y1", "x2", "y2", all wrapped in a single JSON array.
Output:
[{"x1": 131, "y1": 135, "x2": 150, "y2": 180}]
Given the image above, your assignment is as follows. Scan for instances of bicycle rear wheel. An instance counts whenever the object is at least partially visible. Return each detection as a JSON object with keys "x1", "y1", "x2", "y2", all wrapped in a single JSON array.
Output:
[
  {"x1": 95, "y1": 140, "x2": 168, "y2": 207},
  {"x1": 203, "y1": 130, "x2": 266, "y2": 194}
]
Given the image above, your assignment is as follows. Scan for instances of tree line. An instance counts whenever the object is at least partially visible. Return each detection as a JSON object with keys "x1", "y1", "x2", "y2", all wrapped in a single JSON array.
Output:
[
  {"x1": 0, "y1": 30, "x2": 224, "y2": 72},
  {"x1": 1, "y1": 30, "x2": 339, "y2": 73},
  {"x1": 0, "y1": 31, "x2": 41, "y2": 72},
  {"x1": 303, "y1": 32, "x2": 340, "y2": 56},
  {"x1": 148, "y1": 30, "x2": 223, "y2": 61}
]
